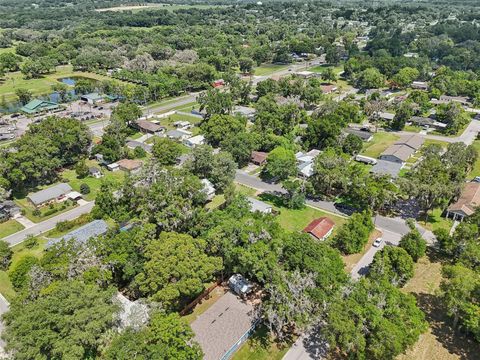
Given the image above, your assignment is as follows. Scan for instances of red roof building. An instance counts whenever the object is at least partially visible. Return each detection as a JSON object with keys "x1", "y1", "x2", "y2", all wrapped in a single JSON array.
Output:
[
  {"x1": 250, "y1": 151, "x2": 268, "y2": 165},
  {"x1": 303, "y1": 217, "x2": 335, "y2": 240}
]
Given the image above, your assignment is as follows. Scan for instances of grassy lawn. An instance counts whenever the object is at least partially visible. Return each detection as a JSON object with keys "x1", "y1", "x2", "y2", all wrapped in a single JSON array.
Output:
[
  {"x1": 307, "y1": 65, "x2": 343, "y2": 74},
  {"x1": 418, "y1": 208, "x2": 453, "y2": 233},
  {"x1": 468, "y1": 140, "x2": 480, "y2": 178},
  {"x1": 404, "y1": 125, "x2": 422, "y2": 133},
  {"x1": 15, "y1": 197, "x2": 77, "y2": 223},
  {"x1": 0, "y1": 219, "x2": 24, "y2": 239},
  {"x1": 424, "y1": 138, "x2": 450, "y2": 149},
  {"x1": 182, "y1": 286, "x2": 227, "y2": 324},
  {"x1": 235, "y1": 184, "x2": 257, "y2": 197},
  {"x1": 398, "y1": 250, "x2": 480, "y2": 360},
  {"x1": 360, "y1": 132, "x2": 400, "y2": 158},
  {"x1": 60, "y1": 159, "x2": 125, "y2": 201},
  {"x1": 0, "y1": 65, "x2": 120, "y2": 101},
  {"x1": 254, "y1": 64, "x2": 289, "y2": 76},
  {"x1": 0, "y1": 237, "x2": 49, "y2": 301},
  {"x1": 206, "y1": 194, "x2": 225, "y2": 210},
  {"x1": 231, "y1": 325, "x2": 290, "y2": 360}
]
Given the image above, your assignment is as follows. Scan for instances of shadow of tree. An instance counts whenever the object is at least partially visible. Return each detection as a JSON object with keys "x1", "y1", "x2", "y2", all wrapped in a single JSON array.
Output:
[{"x1": 414, "y1": 292, "x2": 480, "y2": 360}]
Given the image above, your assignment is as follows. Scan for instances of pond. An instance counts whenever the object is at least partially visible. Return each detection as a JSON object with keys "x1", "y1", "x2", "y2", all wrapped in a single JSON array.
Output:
[{"x1": 58, "y1": 76, "x2": 98, "y2": 87}]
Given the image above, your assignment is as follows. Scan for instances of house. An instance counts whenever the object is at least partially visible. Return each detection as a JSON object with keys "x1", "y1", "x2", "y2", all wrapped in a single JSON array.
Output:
[
  {"x1": 135, "y1": 120, "x2": 165, "y2": 135},
  {"x1": 0, "y1": 201, "x2": 20, "y2": 222},
  {"x1": 250, "y1": 151, "x2": 268, "y2": 165},
  {"x1": 378, "y1": 112, "x2": 395, "y2": 121},
  {"x1": 320, "y1": 85, "x2": 338, "y2": 94},
  {"x1": 298, "y1": 162, "x2": 314, "y2": 178},
  {"x1": 166, "y1": 129, "x2": 192, "y2": 141},
  {"x1": 89, "y1": 167, "x2": 102, "y2": 178},
  {"x1": 80, "y1": 93, "x2": 105, "y2": 105},
  {"x1": 247, "y1": 197, "x2": 272, "y2": 214},
  {"x1": 303, "y1": 217, "x2": 335, "y2": 240},
  {"x1": 446, "y1": 182, "x2": 480, "y2": 221},
  {"x1": 126, "y1": 140, "x2": 152, "y2": 153},
  {"x1": 201, "y1": 178, "x2": 215, "y2": 200},
  {"x1": 184, "y1": 135, "x2": 205, "y2": 148},
  {"x1": 228, "y1": 274, "x2": 253, "y2": 297},
  {"x1": 47, "y1": 220, "x2": 109, "y2": 248},
  {"x1": 115, "y1": 293, "x2": 150, "y2": 331},
  {"x1": 233, "y1": 106, "x2": 256, "y2": 121},
  {"x1": 107, "y1": 162, "x2": 120, "y2": 172},
  {"x1": 173, "y1": 120, "x2": 192, "y2": 129},
  {"x1": 411, "y1": 81, "x2": 428, "y2": 90},
  {"x1": 379, "y1": 134, "x2": 424, "y2": 163},
  {"x1": 296, "y1": 70, "x2": 316, "y2": 79},
  {"x1": 27, "y1": 183, "x2": 73, "y2": 207},
  {"x1": 344, "y1": 128, "x2": 373, "y2": 142},
  {"x1": 370, "y1": 159, "x2": 403, "y2": 178},
  {"x1": 20, "y1": 99, "x2": 59, "y2": 114},
  {"x1": 432, "y1": 95, "x2": 470, "y2": 106},
  {"x1": 116, "y1": 159, "x2": 143, "y2": 173},
  {"x1": 295, "y1": 149, "x2": 320, "y2": 164},
  {"x1": 410, "y1": 116, "x2": 447, "y2": 130}
]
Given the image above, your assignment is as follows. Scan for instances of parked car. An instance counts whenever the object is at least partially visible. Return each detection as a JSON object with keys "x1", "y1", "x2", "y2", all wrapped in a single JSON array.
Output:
[{"x1": 373, "y1": 237, "x2": 383, "y2": 247}]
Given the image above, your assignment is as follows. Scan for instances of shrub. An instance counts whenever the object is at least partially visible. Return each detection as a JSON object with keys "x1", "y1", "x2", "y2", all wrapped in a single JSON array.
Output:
[
  {"x1": 9, "y1": 256, "x2": 39, "y2": 290},
  {"x1": 80, "y1": 183, "x2": 90, "y2": 195},
  {"x1": 32, "y1": 208, "x2": 41, "y2": 217},
  {"x1": 0, "y1": 240, "x2": 13, "y2": 270},
  {"x1": 24, "y1": 235, "x2": 39, "y2": 249}
]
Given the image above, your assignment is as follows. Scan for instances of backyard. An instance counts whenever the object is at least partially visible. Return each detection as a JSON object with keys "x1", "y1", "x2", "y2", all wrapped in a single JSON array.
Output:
[{"x1": 360, "y1": 132, "x2": 400, "y2": 158}]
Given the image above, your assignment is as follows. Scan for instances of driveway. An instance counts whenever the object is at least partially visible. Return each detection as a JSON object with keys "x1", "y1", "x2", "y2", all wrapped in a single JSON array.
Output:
[{"x1": 3, "y1": 201, "x2": 94, "y2": 247}]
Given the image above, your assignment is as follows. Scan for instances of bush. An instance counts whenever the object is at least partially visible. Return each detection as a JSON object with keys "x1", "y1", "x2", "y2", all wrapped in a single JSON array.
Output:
[
  {"x1": 9, "y1": 255, "x2": 39, "y2": 290},
  {"x1": 0, "y1": 240, "x2": 13, "y2": 270},
  {"x1": 80, "y1": 183, "x2": 90, "y2": 195},
  {"x1": 32, "y1": 208, "x2": 41, "y2": 217},
  {"x1": 24, "y1": 235, "x2": 39, "y2": 249},
  {"x1": 43, "y1": 208, "x2": 58, "y2": 217}
]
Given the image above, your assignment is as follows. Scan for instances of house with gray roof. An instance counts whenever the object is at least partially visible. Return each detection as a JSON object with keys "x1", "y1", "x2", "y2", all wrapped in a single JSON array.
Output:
[
  {"x1": 166, "y1": 129, "x2": 192, "y2": 141},
  {"x1": 379, "y1": 134, "x2": 424, "y2": 164},
  {"x1": 344, "y1": 128, "x2": 373, "y2": 142},
  {"x1": 247, "y1": 197, "x2": 272, "y2": 214},
  {"x1": 47, "y1": 219, "x2": 109, "y2": 248},
  {"x1": 126, "y1": 140, "x2": 152, "y2": 153},
  {"x1": 27, "y1": 183, "x2": 73, "y2": 207},
  {"x1": 370, "y1": 160, "x2": 403, "y2": 178}
]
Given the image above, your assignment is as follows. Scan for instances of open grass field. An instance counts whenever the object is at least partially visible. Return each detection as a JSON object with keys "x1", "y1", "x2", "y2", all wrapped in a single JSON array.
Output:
[
  {"x1": 0, "y1": 65, "x2": 119, "y2": 101},
  {"x1": 0, "y1": 219, "x2": 24, "y2": 239},
  {"x1": 307, "y1": 65, "x2": 343, "y2": 74},
  {"x1": 60, "y1": 159, "x2": 125, "y2": 201},
  {"x1": 360, "y1": 132, "x2": 400, "y2": 158},
  {"x1": 397, "y1": 251, "x2": 480, "y2": 360},
  {"x1": 232, "y1": 325, "x2": 291, "y2": 360},
  {"x1": 254, "y1": 64, "x2": 289, "y2": 76}
]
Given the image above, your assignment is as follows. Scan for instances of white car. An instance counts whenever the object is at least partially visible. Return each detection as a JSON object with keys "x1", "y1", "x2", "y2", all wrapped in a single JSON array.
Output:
[{"x1": 373, "y1": 237, "x2": 383, "y2": 247}]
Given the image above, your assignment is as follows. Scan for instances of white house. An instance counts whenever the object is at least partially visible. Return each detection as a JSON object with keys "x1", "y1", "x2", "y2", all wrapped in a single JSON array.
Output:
[{"x1": 184, "y1": 135, "x2": 205, "y2": 148}]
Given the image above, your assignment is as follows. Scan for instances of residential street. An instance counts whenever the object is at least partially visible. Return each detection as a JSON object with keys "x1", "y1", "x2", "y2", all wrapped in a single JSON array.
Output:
[{"x1": 3, "y1": 201, "x2": 95, "y2": 247}]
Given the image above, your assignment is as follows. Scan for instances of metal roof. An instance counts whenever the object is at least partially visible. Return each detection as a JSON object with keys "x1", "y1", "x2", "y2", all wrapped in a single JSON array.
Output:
[{"x1": 47, "y1": 220, "x2": 109, "y2": 248}]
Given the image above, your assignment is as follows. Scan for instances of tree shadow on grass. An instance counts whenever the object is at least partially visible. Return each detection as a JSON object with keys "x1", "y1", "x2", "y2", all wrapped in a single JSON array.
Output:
[
  {"x1": 414, "y1": 292, "x2": 480, "y2": 360},
  {"x1": 258, "y1": 191, "x2": 286, "y2": 208}
]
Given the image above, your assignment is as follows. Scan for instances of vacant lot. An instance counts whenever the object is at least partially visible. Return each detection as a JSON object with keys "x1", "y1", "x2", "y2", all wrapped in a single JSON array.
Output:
[
  {"x1": 398, "y1": 251, "x2": 480, "y2": 360},
  {"x1": 360, "y1": 132, "x2": 400, "y2": 158}
]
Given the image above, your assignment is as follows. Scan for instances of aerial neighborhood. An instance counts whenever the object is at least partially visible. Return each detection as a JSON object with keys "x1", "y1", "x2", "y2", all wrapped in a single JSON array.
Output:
[{"x1": 0, "y1": 1, "x2": 479, "y2": 360}]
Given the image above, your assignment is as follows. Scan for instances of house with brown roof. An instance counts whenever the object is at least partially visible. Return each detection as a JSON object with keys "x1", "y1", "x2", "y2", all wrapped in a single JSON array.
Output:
[
  {"x1": 116, "y1": 159, "x2": 143, "y2": 173},
  {"x1": 379, "y1": 134, "x2": 424, "y2": 164},
  {"x1": 303, "y1": 217, "x2": 335, "y2": 240},
  {"x1": 446, "y1": 182, "x2": 480, "y2": 221},
  {"x1": 250, "y1": 151, "x2": 268, "y2": 166},
  {"x1": 135, "y1": 120, "x2": 165, "y2": 134}
]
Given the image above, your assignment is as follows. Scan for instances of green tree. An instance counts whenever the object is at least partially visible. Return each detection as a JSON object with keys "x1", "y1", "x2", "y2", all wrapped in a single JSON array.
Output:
[
  {"x1": 52, "y1": 83, "x2": 69, "y2": 102},
  {"x1": 282, "y1": 179, "x2": 306, "y2": 209},
  {"x1": 198, "y1": 89, "x2": 233, "y2": 119},
  {"x1": 391, "y1": 102, "x2": 413, "y2": 130},
  {"x1": 0, "y1": 240, "x2": 12, "y2": 270},
  {"x1": 112, "y1": 102, "x2": 142, "y2": 127},
  {"x1": 3, "y1": 280, "x2": 118, "y2": 360},
  {"x1": 152, "y1": 138, "x2": 183, "y2": 166},
  {"x1": 15, "y1": 88, "x2": 32, "y2": 105},
  {"x1": 210, "y1": 151, "x2": 237, "y2": 192},
  {"x1": 322, "y1": 67, "x2": 337, "y2": 82},
  {"x1": 262, "y1": 146, "x2": 296, "y2": 181},
  {"x1": 392, "y1": 67, "x2": 420, "y2": 88},
  {"x1": 105, "y1": 311, "x2": 203, "y2": 359},
  {"x1": 8, "y1": 255, "x2": 39, "y2": 290},
  {"x1": 342, "y1": 134, "x2": 363, "y2": 155},
  {"x1": 399, "y1": 229, "x2": 426, "y2": 262},
  {"x1": 75, "y1": 159, "x2": 89, "y2": 178},
  {"x1": 238, "y1": 57, "x2": 254, "y2": 74},
  {"x1": 333, "y1": 210, "x2": 374, "y2": 255},
  {"x1": 325, "y1": 278, "x2": 427, "y2": 360},
  {"x1": 356, "y1": 67, "x2": 385, "y2": 90},
  {"x1": 369, "y1": 246, "x2": 414, "y2": 286},
  {"x1": 135, "y1": 232, "x2": 222, "y2": 310},
  {"x1": 202, "y1": 114, "x2": 245, "y2": 147}
]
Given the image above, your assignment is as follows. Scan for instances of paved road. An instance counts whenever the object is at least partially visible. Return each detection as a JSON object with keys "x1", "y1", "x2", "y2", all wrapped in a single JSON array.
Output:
[
  {"x1": 3, "y1": 202, "x2": 94, "y2": 247},
  {"x1": 142, "y1": 93, "x2": 198, "y2": 116},
  {"x1": 0, "y1": 294, "x2": 8, "y2": 356}
]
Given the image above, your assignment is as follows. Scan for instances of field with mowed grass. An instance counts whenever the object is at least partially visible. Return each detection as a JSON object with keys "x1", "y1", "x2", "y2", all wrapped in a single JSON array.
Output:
[
  {"x1": 360, "y1": 132, "x2": 400, "y2": 158},
  {"x1": 0, "y1": 65, "x2": 121, "y2": 101},
  {"x1": 0, "y1": 219, "x2": 24, "y2": 239},
  {"x1": 254, "y1": 64, "x2": 289, "y2": 76}
]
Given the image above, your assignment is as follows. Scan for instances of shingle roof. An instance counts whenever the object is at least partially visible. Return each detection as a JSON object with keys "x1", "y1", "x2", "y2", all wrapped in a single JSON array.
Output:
[
  {"x1": 251, "y1": 151, "x2": 268, "y2": 164},
  {"x1": 116, "y1": 159, "x2": 143, "y2": 171},
  {"x1": 136, "y1": 120, "x2": 164, "y2": 133},
  {"x1": 371, "y1": 160, "x2": 403, "y2": 178},
  {"x1": 27, "y1": 183, "x2": 72, "y2": 206},
  {"x1": 303, "y1": 217, "x2": 335, "y2": 240},
  {"x1": 344, "y1": 128, "x2": 373, "y2": 141},
  {"x1": 447, "y1": 182, "x2": 480, "y2": 216},
  {"x1": 166, "y1": 129, "x2": 192, "y2": 139},
  {"x1": 395, "y1": 134, "x2": 424, "y2": 150},
  {"x1": 47, "y1": 220, "x2": 109, "y2": 248},
  {"x1": 381, "y1": 144, "x2": 415, "y2": 162},
  {"x1": 247, "y1": 197, "x2": 272, "y2": 213}
]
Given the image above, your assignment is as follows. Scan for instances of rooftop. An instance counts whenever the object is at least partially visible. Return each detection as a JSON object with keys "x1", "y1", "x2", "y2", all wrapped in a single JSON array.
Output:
[
  {"x1": 395, "y1": 134, "x2": 424, "y2": 150},
  {"x1": 247, "y1": 197, "x2": 272, "y2": 213},
  {"x1": 47, "y1": 219, "x2": 109, "y2": 248},
  {"x1": 370, "y1": 159, "x2": 403, "y2": 178},
  {"x1": 136, "y1": 119, "x2": 164, "y2": 133},
  {"x1": 303, "y1": 217, "x2": 335, "y2": 240},
  {"x1": 27, "y1": 183, "x2": 72, "y2": 206},
  {"x1": 116, "y1": 159, "x2": 143, "y2": 171},
  {"x1": 447, "y1": 182, "x2": 480, "y2": 217}
]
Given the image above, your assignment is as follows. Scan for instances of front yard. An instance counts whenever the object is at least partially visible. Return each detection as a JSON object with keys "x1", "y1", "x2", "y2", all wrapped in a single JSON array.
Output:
[
  {"x1": 0, "y1": 219, "x2": 24, "y2": 239},
  {"x1": 15, "y1": 197, "x2": 78, "y2": 223}
]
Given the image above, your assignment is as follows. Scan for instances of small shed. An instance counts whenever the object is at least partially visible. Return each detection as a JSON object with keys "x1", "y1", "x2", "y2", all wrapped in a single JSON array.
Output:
[
  {"x1": 247, "y1": 197, "x2": 272, "y2": 214},
  {"x1": 303, "y1": 217, "x2": 335, "y2": 240},
  {"x1": 228, "y1": 274, "x2": 253, "y2": 297},
  {"x1": 250, "y1": 151, "x2": 268, "y2": 166}
]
